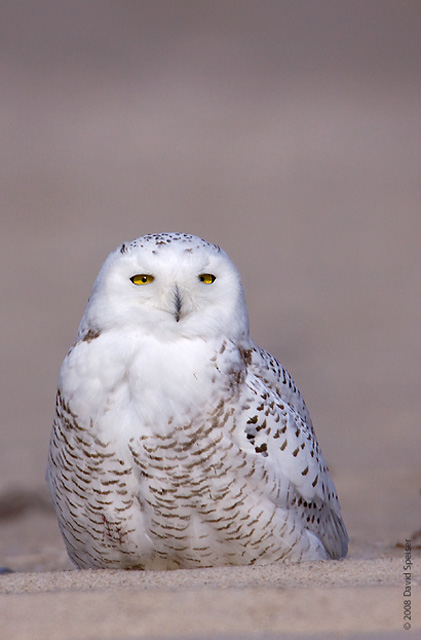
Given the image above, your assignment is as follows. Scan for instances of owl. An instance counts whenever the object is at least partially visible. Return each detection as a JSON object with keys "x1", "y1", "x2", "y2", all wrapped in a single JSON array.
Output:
[{"x1": 47, "y1": 232, "x2": 348, "y2": 570}]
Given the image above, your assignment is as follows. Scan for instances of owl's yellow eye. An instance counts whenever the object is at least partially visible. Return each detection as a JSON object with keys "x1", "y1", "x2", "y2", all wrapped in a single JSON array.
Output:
[
  {"x1": 199, "y1": 273, "x2": 216, "y2": 284},
  {"x1": 130, "y1": 274, "x2": 155, "y2": 285}
]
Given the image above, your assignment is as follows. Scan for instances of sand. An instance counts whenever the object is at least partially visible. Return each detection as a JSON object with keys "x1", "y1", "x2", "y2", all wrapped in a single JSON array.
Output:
[
  {"x1": 1, "y1": 2, "x2": 420, "y2": 638},
  {"x1": 1, "y1": 556, "x2": 419, "y2": 639}
]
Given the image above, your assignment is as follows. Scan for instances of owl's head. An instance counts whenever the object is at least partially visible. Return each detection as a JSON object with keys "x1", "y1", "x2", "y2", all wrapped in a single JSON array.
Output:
[{"x1": 78, "y1": 233, "x2": 249, "y2": 342}]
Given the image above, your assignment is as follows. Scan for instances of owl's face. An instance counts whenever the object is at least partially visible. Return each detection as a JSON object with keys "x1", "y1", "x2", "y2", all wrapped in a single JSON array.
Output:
[{"x1": 80, "y1": 233, "x2": 249, "y2": 342}]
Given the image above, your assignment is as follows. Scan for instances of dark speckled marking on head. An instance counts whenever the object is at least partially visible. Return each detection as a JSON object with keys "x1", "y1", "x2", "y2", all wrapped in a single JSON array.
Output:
[{"x1": 122, "y1": 233, "x2": 221, "y2": 255}]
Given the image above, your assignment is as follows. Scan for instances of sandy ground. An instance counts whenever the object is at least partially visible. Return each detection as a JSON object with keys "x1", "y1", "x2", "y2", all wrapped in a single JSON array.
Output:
[
  {"x1": 1, "y1": 2, "x2": 420, "y2": 638},
  {"x1": 0, "y1": 559, "x2": 419, "y2": 640}
]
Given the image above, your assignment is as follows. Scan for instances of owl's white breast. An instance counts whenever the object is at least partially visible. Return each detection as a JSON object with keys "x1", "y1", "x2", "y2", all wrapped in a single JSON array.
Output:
[{"x1": 59, "y1": 330, "x2": 243, "y2": 442}]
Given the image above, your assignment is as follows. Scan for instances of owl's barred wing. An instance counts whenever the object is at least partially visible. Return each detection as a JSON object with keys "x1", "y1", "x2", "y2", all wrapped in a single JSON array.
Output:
[
  {"x1": 250, "y1": 344, "x2": 313, "y2": 427},
  {"x1": 240, "y1": 345, "x2": 348, "y2": 559}
]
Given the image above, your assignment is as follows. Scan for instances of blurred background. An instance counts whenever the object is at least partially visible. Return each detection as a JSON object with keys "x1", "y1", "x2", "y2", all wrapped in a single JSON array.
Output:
[{"x1": 0, "y1": 0, "x2": 420, "y2": 570}]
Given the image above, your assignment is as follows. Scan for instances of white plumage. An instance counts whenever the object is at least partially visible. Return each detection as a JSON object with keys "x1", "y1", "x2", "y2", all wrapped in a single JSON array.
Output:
[{"x1": 47, "y1": 232, "x2": 348, "y2": 569}]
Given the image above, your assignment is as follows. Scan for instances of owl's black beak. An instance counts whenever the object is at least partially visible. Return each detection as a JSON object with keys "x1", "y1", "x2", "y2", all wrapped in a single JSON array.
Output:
[{"x1": 173, "y1": 285, "x2": 182, "y2": 323}]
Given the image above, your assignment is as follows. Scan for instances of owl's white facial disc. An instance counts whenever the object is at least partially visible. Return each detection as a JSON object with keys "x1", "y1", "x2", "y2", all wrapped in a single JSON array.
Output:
[{"x1": 79, "y1": 233, "x2": 249, "y2": 343}]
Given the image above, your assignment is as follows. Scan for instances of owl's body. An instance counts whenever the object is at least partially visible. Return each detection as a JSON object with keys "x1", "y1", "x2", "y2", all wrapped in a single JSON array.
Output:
[{"x1": 47, "y1": 233, "x2": 348, "y2": 569}]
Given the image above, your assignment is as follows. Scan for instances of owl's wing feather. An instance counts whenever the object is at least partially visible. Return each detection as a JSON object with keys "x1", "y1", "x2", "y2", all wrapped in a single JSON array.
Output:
[{"x1": 240, "y1": 344, "x2": 348, "y2": 559}]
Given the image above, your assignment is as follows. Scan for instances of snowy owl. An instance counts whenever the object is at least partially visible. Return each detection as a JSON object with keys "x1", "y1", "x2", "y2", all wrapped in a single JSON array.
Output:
[{"x1": 47, "y1": 232, "x2": 348, "y2": 570}]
